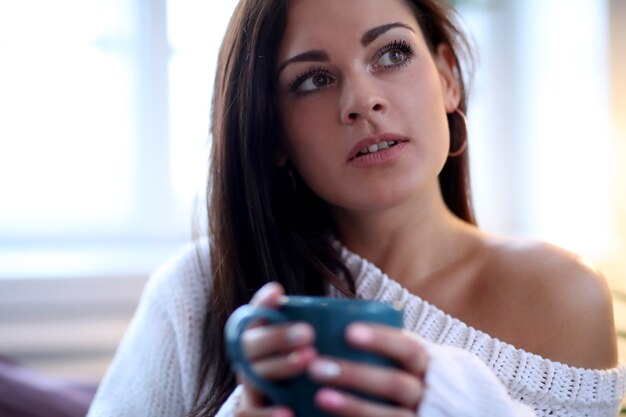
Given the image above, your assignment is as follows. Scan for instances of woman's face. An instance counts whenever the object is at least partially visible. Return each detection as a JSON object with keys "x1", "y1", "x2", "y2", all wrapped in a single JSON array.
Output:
[{"x1": 276, "y1": 0, "x2": 460, "y2": 213}]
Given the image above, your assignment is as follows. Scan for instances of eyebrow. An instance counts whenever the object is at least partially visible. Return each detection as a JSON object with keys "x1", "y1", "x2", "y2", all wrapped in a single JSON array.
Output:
[
  {"x1": 277, "y1": 50, "x2": 329, "y2": 76},
  {"x1": 361, "y1": 22, "x2": 414, "y2": 47},
  {"x1": 276, "y1": 22, "x2": 414, "y2": 76}
]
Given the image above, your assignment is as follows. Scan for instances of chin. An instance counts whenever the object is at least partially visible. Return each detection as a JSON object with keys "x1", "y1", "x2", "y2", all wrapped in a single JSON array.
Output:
[{"x1": 328, "y1": 184, "x2": 420, "y2": 213}]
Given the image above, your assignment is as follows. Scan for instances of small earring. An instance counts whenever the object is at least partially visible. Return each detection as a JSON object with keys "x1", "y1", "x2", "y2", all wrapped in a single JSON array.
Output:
[{"x1": 448, "y1": 109, "x2": 468, "y2": 158}]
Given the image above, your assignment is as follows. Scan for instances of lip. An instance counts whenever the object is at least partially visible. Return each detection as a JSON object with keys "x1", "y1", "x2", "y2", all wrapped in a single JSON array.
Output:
[{"x1": 347, "y1": 133, "x2": 410, "y2": 165}]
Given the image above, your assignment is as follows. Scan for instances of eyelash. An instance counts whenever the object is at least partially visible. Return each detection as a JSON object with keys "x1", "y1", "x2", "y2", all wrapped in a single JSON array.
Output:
[
  {"x1": 287, "y1": 39, "x2": 415, "y2": 97},
  {"x1": 288, "y1": 66, "x2": 331, "y2": 95},
  {"x1": 376, "y1": 40, "x2": 414, "y2": 69}
]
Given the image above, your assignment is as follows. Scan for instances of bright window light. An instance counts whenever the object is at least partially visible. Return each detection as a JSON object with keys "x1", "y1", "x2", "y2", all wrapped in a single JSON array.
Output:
[{"x1": 0, "y1": 0, "x2": 136, "y2": 238}]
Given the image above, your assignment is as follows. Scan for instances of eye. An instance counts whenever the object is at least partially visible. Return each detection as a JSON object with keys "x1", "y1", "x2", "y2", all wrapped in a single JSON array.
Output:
[
  {"x1": 300, "y1": 73, "x2": 333, "y2": 92},
  {"x1": 375, "y1": 40, "x2": 414, "y2": 69},
  {"x1": 380, "y1": 49, "x2": 409, "y2": 66},
  {"x1": 289, "y1": 67, "x2": 335, "y2": 96}
]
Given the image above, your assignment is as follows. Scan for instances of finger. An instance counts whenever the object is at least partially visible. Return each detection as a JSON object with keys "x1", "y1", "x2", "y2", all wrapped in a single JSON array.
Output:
[
  {"x1": 250, "y1": 282, "x2": 285, "y2": 307},
  {"x1": 239, "y1": 375, "x2": 267, "y2": 408},
  {"x1": 243, "y1": 322, "x2": 315, "y2": 360},
  {"x1": 308, "y1": 357, "x2": 422, "y2": 409},
  {"x1": 245, "y1": 283, "x2": 286, "y2": 332},
  {"x1": 345, "y1": 323, "x2": 429, "y2": 377},
  {"x1": 314, "y1": 388, "x2": 415, "y2": 417},
  {"x1": 252, "y1": 346, "x2": 317, "y2": 380},
  {"x1": 238, "y1": 377, "x2": 294, "y2": 417}
]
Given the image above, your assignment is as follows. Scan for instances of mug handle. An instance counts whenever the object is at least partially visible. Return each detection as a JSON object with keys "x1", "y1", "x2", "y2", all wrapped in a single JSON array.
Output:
[{"x1": 224, "y1": 304, "x2": 290, "y2": 404}]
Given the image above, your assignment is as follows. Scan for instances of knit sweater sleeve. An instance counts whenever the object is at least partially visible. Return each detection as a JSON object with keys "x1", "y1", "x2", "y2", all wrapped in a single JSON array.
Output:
[
  {"x1": 86, "y1": 242, "x2": 211, "y2": 417},
  {"x1": 215, "y1": 385, "x2": 243, "y2": 417},
  {"x1": 419, "y1": 339, "x2": 536, "y2": 417}
]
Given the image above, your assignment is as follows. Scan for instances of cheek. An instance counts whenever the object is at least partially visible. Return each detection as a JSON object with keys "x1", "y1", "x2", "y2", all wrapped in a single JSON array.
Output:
[
  {"x1": 279, "y1": 116, "x2": 350, "y2": 205},
  {"x1": 280, "y1": 96, "x2": 334, "y2": 138},
  {"x1": 404, "y1": 69, "x2": 447, "y2": 116},
  {"x1": 403, "y1": 72, "x2": 450, "y2": 147},
  {"x1": 279, "y1": 96, "x2": 338, "y2": 166}
]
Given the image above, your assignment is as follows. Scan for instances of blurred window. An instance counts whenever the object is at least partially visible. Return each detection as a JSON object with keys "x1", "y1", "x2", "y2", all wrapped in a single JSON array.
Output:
[{"x1": 0, "y1": 0, "x2": 238, "y2": 278}]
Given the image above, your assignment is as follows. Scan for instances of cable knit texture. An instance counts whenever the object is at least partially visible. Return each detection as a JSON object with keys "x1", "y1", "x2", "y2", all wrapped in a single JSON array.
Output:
[
  {"x1": 419, "y1": 341, "x2": 535, "y2": 416},
  {"x1": 87, "y1": 241, "x2": 626, "y2": 417}
]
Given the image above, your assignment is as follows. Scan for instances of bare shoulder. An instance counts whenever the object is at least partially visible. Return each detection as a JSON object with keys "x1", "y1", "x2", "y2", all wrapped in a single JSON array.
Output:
[{"x1": 477, "y1": 235, "x2": 618, "y2": 369}]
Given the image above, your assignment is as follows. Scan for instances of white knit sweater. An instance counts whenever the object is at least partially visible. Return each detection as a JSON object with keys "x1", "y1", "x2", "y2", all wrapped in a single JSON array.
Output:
[{"x1": 87, "y1": 241, "x2": 626, "y2": 417}]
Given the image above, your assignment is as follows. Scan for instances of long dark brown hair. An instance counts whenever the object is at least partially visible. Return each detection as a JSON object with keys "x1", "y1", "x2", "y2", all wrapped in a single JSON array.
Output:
[{"x1": 190, "y1": 0, "x2": 475, "y2": 415}]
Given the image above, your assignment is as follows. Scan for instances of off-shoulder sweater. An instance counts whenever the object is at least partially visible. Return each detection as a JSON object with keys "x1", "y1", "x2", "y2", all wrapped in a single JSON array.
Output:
[
  {"x1": 330, "y1": 243, "x2": 626, "y2": 416},
  {"x1": 86, "y1": 241, "x2": 626, "y2": 417}
]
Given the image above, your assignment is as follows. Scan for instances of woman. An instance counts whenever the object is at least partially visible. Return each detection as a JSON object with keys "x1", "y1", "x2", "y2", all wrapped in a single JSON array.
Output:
[{"x1": 87, "y1": 0, "x2": 626, "y2": 416}]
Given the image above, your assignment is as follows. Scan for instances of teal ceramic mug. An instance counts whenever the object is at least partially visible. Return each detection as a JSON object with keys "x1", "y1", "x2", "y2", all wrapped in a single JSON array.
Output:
[{"x1": 225, "y1": 296, "x2": 404, "y2": 417}]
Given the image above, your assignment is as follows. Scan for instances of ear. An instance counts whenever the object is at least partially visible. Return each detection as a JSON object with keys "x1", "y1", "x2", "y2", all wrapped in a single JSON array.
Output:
[{"x1": 433, "y1": 43, "x2": 461, "y2": 112}]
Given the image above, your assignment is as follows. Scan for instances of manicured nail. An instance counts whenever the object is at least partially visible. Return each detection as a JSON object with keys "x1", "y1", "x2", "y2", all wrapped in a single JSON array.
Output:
[
  {"x1": 286, "y1": 323, "x2": 312, "y2": 344},
  {"x1": 271, "y1": 408, "x2": 293, "y2": 417},
  {"x1": 309, "y1": 358, "x2": 341, "y2": 380},
  {"x1": 252, "y1": 282, "x2": 280, "y2": 303},
  {"x1": 317, "y1": 388, "x2": 346, "y2": 409},
  {"x1": 287, "y1": 350, "x2": 302, "y2": 364},
  {"x1": 347, "y1": 323, "x2": 374, "y2": 345},
  {"x1": 286, "y1": 346, "x2": 315, "y2": 365}
]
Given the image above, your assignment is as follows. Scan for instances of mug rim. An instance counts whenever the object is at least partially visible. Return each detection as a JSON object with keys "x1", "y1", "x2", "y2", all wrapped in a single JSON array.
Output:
[{"x1": 279, "y1": 295, "x2": 402, "y2": 312}]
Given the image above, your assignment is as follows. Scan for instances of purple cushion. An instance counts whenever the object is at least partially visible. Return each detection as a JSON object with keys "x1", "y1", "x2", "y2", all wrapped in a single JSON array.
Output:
[{"x1": 0, "y1": 356, "x2": 98, "y2": 417}]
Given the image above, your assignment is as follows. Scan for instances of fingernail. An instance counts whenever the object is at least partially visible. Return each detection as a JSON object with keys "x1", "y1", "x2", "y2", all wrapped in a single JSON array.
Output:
[
  {"x1": 317, "y1": 388, "x2": 346, "y2": 409},
  {"x1": 252, "y1": 282, "x2": 280, "y2": 303},
  {"x1": 309, "y1": 358, "x2": 341, "y2": 380},
  {"x1": 286, "y1": 350, "x2": 302, "y2": 364},
  {"x1": 286, "y1": 323, "x2": 312, "y2": 344},
  {"x1": 271, "y1": 408, "x2": 293, "y2": 417},
  {"x1": 347, "y1": 323, "x2": 374, "y2": 345},
  {"x1": 286, "y1": 346, "x2": 315, "y2": 365}
]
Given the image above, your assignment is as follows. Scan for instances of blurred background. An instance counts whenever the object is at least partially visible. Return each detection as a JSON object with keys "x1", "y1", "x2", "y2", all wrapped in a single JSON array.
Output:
[{"x1": 0, "y1": 0, "x2": 624, "y2": 388}]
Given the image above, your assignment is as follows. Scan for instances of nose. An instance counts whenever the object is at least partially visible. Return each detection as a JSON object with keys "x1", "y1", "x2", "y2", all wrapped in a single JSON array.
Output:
[{"x1": 339, "y1": 74, "x2": 387, "y2": 125}]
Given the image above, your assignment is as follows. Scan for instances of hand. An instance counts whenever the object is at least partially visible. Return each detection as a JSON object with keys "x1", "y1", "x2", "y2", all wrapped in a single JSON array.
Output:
[
  {"x1": 307, "y1": 323, "x2": 429, "y2": 417},
  {"x1": 235, "y1": 282, "x2": 317, "y2": 417}
]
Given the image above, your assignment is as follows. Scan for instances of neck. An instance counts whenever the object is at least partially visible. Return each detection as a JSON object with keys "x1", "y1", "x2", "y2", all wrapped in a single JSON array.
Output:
[{"x1": 330, "y1": 182, "x2": 477, "y2": 288}]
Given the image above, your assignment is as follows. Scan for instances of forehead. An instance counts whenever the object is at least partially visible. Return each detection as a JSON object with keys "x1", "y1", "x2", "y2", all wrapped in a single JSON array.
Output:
[{"x1": 278, "y1": 0, "x2": 419, "y2": 59}]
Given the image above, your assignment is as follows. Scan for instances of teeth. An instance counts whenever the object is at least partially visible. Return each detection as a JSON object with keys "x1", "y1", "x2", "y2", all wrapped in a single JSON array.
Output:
[{"x1": 357, "y1": 140, "x2": 397, "y2": 156}]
